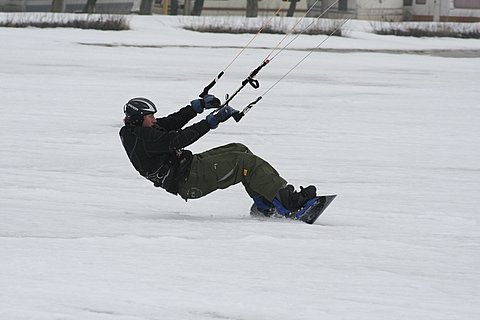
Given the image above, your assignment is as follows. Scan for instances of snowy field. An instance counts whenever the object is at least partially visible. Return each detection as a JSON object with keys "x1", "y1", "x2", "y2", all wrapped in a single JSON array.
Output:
[{"x1": 1, "y1": 14, "x2": 480, "y2": 319}]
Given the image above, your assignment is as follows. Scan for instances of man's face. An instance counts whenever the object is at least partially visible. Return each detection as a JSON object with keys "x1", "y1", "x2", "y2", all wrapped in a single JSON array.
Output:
[{"x1": 142, "y1": 114, "x2": 157, "y2": 127}]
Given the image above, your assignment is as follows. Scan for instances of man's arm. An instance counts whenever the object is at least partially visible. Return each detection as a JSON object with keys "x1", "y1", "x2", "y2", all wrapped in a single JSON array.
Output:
[
  {"x1": 137, "y1": 119, "x2": 211, "y2": 153},
  {"x1": 156, "y1": 105, "x2": 197, "y2": 131}
]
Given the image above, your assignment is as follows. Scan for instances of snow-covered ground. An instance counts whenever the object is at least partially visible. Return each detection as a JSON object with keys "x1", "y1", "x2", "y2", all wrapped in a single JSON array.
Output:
[{"x1": 1, "y1": 14, "x2": 479, "y2": 320}]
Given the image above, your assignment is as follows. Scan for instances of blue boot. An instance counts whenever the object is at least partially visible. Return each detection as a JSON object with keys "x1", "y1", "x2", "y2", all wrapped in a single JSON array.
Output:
[{"x1": 250, "y1": 197, "x2": 276, "y2": 217}]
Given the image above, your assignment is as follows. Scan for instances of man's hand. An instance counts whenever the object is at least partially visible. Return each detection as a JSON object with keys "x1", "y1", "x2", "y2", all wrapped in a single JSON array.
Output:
[
  {"x1": 206, "y1": 105, "x2": 239, "y2": 129},
  {"x1": 191, "y1": 94, "x2": 221, "y2": 113}
]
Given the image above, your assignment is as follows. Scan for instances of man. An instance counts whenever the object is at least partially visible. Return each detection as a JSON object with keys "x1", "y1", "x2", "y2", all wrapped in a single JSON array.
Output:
[{"x1": 119, "y1": 95, "x2": 316, "y2": 217}]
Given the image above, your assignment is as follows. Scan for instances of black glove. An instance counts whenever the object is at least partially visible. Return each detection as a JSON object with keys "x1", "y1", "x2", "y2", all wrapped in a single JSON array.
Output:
[
  {"x1": 206, "y1": 105, "x2": 238, "y2": 129},
  {"x1": 191, "y1": 94, "x2": 221, "y2": 113}
]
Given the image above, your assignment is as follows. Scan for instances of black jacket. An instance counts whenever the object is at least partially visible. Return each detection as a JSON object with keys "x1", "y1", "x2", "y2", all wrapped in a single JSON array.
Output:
[{"x1": 119, "y1": 105, "x2": 210, "y2": 195}]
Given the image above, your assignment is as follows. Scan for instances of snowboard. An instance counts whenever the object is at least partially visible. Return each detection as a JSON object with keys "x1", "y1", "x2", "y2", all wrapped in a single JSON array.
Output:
[{"x1": 250, "y1": 195, "x2": 337, "y2": 224}]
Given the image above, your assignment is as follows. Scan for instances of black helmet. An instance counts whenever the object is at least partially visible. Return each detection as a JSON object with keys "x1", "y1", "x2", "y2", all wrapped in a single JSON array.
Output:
[{"x1": 123, "y1": 97, "x2": 157, "y2": 126}]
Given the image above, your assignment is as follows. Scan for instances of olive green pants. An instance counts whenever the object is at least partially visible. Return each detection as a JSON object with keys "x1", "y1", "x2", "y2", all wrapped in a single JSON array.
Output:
[{"x1": 178, "y1": 143, "x2": 286, "y2": 202}]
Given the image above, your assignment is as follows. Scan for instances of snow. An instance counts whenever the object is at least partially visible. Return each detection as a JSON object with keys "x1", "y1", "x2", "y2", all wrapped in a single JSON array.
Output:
[{"x1": 1, "y1": 14, "x2": 480, "y2": 319}]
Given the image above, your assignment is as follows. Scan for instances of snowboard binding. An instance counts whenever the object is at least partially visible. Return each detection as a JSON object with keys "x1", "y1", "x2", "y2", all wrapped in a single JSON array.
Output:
[{"x1": 250, "y1": 195, "x2": 337, "y2": 224}]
